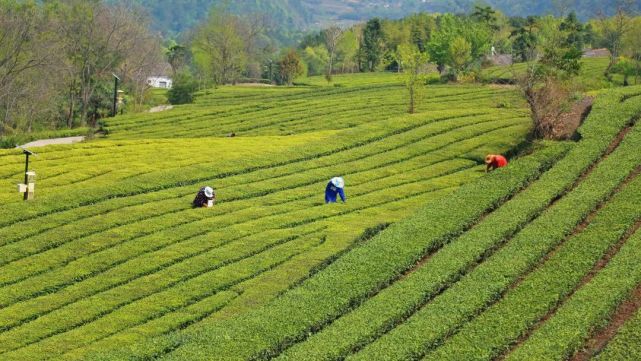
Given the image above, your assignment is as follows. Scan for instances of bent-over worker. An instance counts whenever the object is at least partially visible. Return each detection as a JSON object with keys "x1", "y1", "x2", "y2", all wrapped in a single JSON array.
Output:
[
  {"x1": 325, "y1": 177, "x2": 346, "y2": 204},
  {"x1": 485, "y1": 154, "x2": 508, "y2": 172},
  {"x1": 193, "y1": 186, "x2": 216, "y2": 208}
]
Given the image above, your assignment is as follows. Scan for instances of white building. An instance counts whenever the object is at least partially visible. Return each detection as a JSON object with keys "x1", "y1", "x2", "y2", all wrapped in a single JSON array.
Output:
[{"x1": 147, "y1": 76, "x2": 173, "y2": 89}]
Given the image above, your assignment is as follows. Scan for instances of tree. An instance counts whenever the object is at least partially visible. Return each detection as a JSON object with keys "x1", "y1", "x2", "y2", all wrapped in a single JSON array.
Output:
[
  {"x1": 336, "y1": 29, "x2": 359, "y2": 73},
  {"x1": 323, "y1": 26, "x2": 344, "y2": 82},
  {"x1": 278, "y1": 50, "x2": 303, "y2": 86},
  {"x1": 166, "y1": 43, "x2": 188, "y2": 76},
  {"x1": 537, "y1": 13, "x2": 587, "y2": 76},
  {"x1": 611, "y1": 57, "x2": 638, "y2": 85},
  {"x1": 361, "y1": 18, "x2": 384, "y2": 71},
  {"x1": 192, "y1": 7, "x2": 247, "y2": 85},
  {"x1": 0, "y1": 1, "x2": 47, "y2": 134},
  {"x1": 301, "y1": 46, "x2": 328, "y2": 76},
  {"x1": 427, "y1": 14, "x2": 491, "y2": 78},
  {"x1": 168, "y1": 70, "x2": 198, "y2": 104},
  {"x1": 397, "y1": 44, "x2": 429, "y2": 114},
  {"x1": 559, "y1": 12, "x2": 587, "y2": 50},
  {"x1": 622, "y1": 16, "x2": 641, "y2": 84},
  {"x1": 595, "y1": 3, "x2": 634, "y2": 78},
  {"x1": 56, "y1": 0, "x2": 153, "y2": 126},
  {"x1": 472, "y1": 5, "x2": 499, "y2": 31},
  {"x1": 510, "y1": 16, "x2": 539, "y2": 62},
  {"x1": 448, "y1": 36, "x2": 472, "y2": 80}
]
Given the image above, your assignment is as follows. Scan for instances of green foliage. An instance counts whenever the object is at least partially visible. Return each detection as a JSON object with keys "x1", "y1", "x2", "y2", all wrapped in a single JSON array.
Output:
[
  {"x1": 611, "y1": 57, "x2": 641, "y2": 86},
  {"x1": 449, "y1": 36, "x2": 473, "y2": 76},
  {"x1": 192, "y1": 7, "x2": 247, "y2": 85},
  {"x1": 397, "y1": 43, "x2": 430, "y2": 113},
  {"x1": 301, "y1": 46, "x2": 328, "y2": 76},
  {"x1": 427, "y1": 14, "x2": 491, "y2": 78},
  {"x1": 166, "y1": 43, "x2": 189, "y2": 76},
  {"x1": 167, "y1": 71, "x2": 198, "y2": 105},
  {"x1": 510, "y1": 16, "x2": 538, "y2": 62},
  {"x1": 278, "y1": 49, "x2": 304, "y2": 85},
  {"x1": 361, "y1": 18, "x2": 385, "y2": 72}
]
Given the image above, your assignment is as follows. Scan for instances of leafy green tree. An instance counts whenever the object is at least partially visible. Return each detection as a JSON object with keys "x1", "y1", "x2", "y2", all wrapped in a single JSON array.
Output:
[
  {"x1": 408, "y1": 13, "x2": 435, "y2": 53},
  {"x1": 538, "y1": 13, "x2": 586, "y2": 76},
  {"x1": 301, "y1": 46, "x2": 328, "y2": 76},
  {"x1": 611, "y1": 57, "x2": 639, "y2": 85},
  {"x1": 167, "y1": 70, "x2": 198, "y2": 104},
  {"x1": 449, "y1": 36, "x2": 472, "y2": 80},
  {"x1": 559, "y1": 12, "x2": 587, "y2": 50},
  {"x1": 427, "y1": 14, "x2": 491, "y2": 78},
  {"x1": 622, "y1": 16, "x2": 641, "y2": 84},
  {"x1": 361, "y1": 18, "x2": 384, "y2": 71},
  {"x1": 192, "y1": 7, "x2": 246, "y2": 85},
  {"x1": 166, "y1": 43, "x2": 189, "y2": 76},
  {"x1": 510, "y1": 16, "x2": 539, "y2": 62},
  {"x1": 397, "y1": 43, "x2": 429, "y2": 114},
  {"x1": 472, "y1": 5, "x2": 499, "y2": 31},
  {"x1": 278, "y1": 49, "x2": 303, "y2": 85},
  {"x1": 336, "y1": 29, "x2": 359, "y2": 73},
  {"x1": 381, "y1": 20, "x2": 410, "y2": 72}
]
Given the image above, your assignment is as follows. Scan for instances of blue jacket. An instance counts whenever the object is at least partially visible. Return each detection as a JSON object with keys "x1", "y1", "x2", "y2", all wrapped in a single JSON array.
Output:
[{"x1": 325, "y1": 181, "x2": 346, "y2": 203}]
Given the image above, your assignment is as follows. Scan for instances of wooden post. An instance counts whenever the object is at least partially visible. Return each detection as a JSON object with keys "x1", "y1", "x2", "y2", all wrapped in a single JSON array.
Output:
[{"x1": 25, "y1": 171, "x2": 35, "y2": 200}]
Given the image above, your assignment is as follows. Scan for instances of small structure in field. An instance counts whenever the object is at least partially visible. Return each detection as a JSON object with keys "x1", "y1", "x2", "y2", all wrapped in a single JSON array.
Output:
[{"x1": 147, "y1": 76, "x2": 173, "y2": 89}]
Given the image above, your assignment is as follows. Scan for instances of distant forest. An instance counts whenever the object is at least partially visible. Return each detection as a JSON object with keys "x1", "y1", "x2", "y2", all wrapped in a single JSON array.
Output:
[{"x1": 129, "y1": 0, "x2": 640, "y2": 38}]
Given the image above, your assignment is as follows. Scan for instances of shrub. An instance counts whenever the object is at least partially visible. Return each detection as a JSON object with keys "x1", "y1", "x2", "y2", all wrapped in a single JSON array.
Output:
[{"x1": 167, "y1": 71, "x2": 198, "y2": 105}]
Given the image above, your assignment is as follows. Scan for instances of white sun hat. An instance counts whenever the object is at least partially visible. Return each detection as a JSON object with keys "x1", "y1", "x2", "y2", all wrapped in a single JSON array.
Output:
[
  {"x1": 331, "y1": 177, "x2": 345, "y2": 189},
  {"x1": 204, "y1": 186, "x2": 214, "y2": 198}
]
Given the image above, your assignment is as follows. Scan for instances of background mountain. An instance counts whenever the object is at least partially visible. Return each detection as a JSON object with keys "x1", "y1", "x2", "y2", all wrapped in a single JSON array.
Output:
[{"x1": 134, "y1": 0, "x2": 639, "y2": 38}]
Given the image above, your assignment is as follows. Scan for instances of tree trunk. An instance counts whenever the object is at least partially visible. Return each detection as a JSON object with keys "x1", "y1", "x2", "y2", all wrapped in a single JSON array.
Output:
[
  {"x1": 67, "y1": 82, "x2": 75, "y2": 128},
  {"x1": 409, "y1": 83, "x2": 415, "y2": 114}
]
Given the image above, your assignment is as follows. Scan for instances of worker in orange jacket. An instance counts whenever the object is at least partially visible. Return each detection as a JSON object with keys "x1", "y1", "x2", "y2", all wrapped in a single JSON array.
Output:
[{"x1": 485, "y1": 154, "x2": 508, "y2": 172}]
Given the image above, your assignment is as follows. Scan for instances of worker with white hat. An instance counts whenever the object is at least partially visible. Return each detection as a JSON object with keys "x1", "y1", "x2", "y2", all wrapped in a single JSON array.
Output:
[
  {"x1": 325, "y1": 177, "x2": 346, "y2": 204},
  {"x1": 193, "y1": 186, "x2": 216, "y2": 208}
]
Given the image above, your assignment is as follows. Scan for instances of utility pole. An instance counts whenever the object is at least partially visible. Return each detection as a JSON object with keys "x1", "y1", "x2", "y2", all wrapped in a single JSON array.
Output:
[
  {"x1": 112, "y1": 73, "x2": 120, "y2": 117},
  {"x1": 18, "y1": 147, "x2": 37, "y2": 201}
]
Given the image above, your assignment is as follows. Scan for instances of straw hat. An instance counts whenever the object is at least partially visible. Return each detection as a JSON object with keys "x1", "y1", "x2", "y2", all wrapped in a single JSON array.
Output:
[
  {"x1": 331, "y1": 177, "x2": 345, "y2": 189},
  {"x1": 204, "y1": 186, "x2": 214, "y2": 198},
  {"x1": 485, "y1": 155, "x2": 495, "y2": 164}
]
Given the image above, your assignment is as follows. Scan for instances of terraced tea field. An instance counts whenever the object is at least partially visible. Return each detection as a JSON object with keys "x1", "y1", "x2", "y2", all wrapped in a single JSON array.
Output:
[
  {"x1": 0, "y1": 73, "x2": 531, "y2": 360},
  {"x1": 482, "y1": 57, "x2": 618, "y2": 89},
  {"x1": 102, "y1": 84, "x2": 641, "y2": 361}
]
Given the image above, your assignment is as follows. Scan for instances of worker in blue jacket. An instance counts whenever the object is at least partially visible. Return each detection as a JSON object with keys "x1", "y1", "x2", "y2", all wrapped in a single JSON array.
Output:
[{"x1": 325, "y1": 177, "x2": 346, "y2": 203}]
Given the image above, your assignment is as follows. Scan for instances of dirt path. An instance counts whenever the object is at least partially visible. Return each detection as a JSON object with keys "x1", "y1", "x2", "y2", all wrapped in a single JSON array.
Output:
[
  {"x1": 19, "y1": 136, "x2": 85, "y2": 148},
  {"x1": 148, "y1": 105, "x2": 174, "y2": 113}
]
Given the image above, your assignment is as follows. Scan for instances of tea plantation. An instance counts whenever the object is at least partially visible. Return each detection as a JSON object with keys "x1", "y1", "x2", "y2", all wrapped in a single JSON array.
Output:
[{"x1": 0, "y1": 72, "x2": 640, "y2": 361}]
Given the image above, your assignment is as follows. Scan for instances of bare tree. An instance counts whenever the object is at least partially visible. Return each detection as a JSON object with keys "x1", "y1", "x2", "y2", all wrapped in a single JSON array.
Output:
[
  {"x1": 56, "y1": 0, "x2": 152, "y2": 125},
  {"x1": 598, "y1": 1, "x2": 635, "y2": 78},
  {"x1": 119, "y1": 33, "x2": 165, "y2": 111},
  {"x1": 324, "y1": 26, "x2": 344, "y2": 83},
  {"x1": 0, "y1": 3, "x2": 46, "y2": 134}
]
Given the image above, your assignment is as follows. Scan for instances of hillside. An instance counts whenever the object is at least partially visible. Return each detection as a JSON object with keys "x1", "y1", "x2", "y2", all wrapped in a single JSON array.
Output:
[
  {"x1": 111, "y1": 84, "x2": 641, "y2": 361},
  {"x1": 0, "y1": 73, "x2": 531, "y2": 360},
  {"x1": 132, "y1": 0, "x2": 640, "y2": 36}
]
